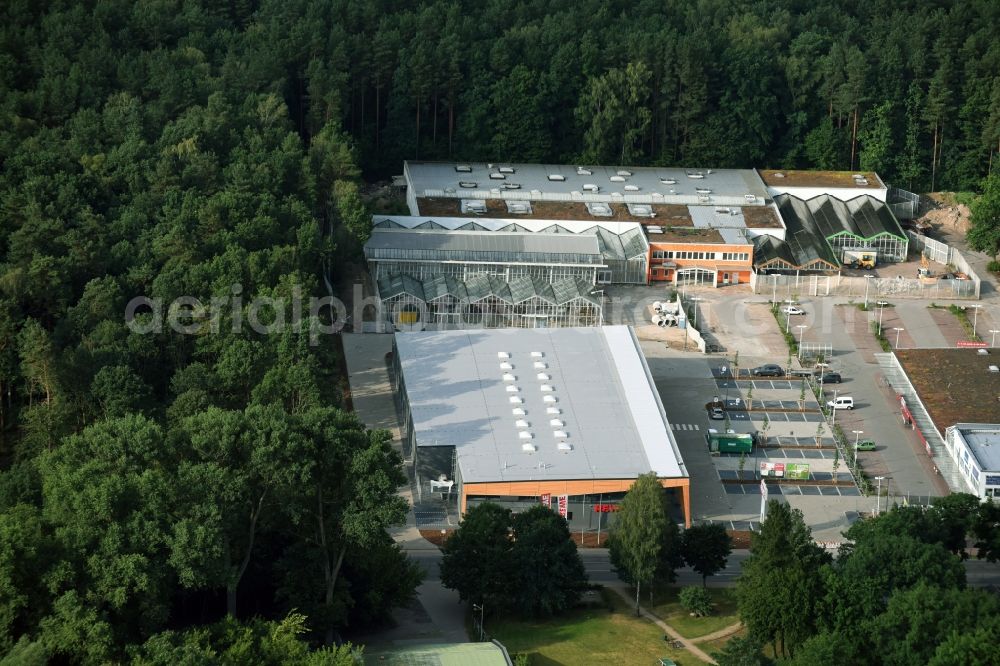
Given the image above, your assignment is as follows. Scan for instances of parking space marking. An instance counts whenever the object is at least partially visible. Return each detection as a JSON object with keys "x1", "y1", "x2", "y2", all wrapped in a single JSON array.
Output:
[{"x1": 671, "y1": 423, "x2": 700, "y2": 431}]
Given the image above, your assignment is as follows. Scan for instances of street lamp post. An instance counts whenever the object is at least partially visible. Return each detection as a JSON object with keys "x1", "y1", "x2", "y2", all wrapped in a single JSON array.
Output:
[
  {"x1": 893, "y1": 327, "x2": 904, "y2": 349},
  {"x1": 830, "y1": 388, "x2": 839, "y2": 427},
  {"x1": 796, "y1": 325, "x2": 807, "y2": 360},
  {"x1": 784, "y1": 299, "x2": 795, "y2": 333},
  {"x1": 473, "y1": 603, "x2": 485, "y2": 641},
  {"x1": 852, "y1": 430, "x2": 864, "y2": 470},
  {"x1": 970, "y1": 304, "x2": 982, "y2": 338},
  {"x1": 990, "y1": 329, "x2": 1000, "y2": 348},
  {"x1": 875, "y1": 475, "x2": 885, "y2": 515},
  {"x1": 877, "y1": 301, "x2": 886, "y2": 336},
  {"x1": 863, "y1": 275, "x2": 874, "y2": 310}
]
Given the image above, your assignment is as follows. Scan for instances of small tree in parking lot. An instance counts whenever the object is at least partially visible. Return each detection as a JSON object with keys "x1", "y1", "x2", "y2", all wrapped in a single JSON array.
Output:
[
  {"x1": 745, "y1": 386, "x2": 754, "y2": 411},
  {"x1": 798, "y1": 380, "x2": 806, "y2": 410},
  {"x1": 738, "y1": 452, "x2": 748, "y2": 480},
  {"x1": 815, "y1": 421, "x2": 826, "y2": 447},
  {"x1": 760, "y1": 414, "x2": 771, "y2": 445}
]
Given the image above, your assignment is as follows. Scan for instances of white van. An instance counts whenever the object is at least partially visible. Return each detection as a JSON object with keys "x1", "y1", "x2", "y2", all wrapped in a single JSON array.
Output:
[{"x1": 827, "y1": 396, "x2": 854, "y2": 410}]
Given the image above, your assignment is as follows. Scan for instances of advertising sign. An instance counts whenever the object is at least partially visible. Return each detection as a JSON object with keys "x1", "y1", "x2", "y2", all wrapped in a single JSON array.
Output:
[
  {"x1": 786, "y1": 463, "x2": 810, "y2": 480},
  {"x1": 956, "y1": 341, "x2": 988, "y2": 348},
  {"x1": 540, "y1": 493, "x2": 551, "y2": 508},
  {"x1": 592, "y1": 504, "x2": 621, "y2": 513},
  {"x1": 759, "y1": 462, "x2": 786, "y2": 477},
  {"x1": 557, "y1": 495, "x2": 568, "y2": 519}
]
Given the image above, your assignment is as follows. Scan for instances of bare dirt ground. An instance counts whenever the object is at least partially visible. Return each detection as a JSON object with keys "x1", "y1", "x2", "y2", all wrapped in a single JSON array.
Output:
[{"x1": 919, "y1": 193, "x2": 972, "y2": 238}]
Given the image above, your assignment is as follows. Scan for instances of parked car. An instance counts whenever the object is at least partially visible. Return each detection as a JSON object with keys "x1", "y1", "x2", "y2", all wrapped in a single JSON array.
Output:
[
  {"x1": 827, "y1": 396, "x2": 854, "y2": 410},
  {"x1": 781, "y1": 306, "x2": 806, "y2": 315},
  {"x1": 708, "y1": 405, "x2": 725, "y2": 420},
  {"x1": 752, "y1": 364, "x2": 784, "y2": 377},
  {"x1": 855, "y1": 439, "x2": 877, "y2": 451},
  {"x1": 819, "y1": 372, "x2": 842, "y2": 383}
]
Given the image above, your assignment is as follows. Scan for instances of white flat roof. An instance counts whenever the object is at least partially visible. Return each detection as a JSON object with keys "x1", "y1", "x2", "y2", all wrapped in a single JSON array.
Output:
[
  {"x1": 406, "y1": 161, "x2": 770, "y2": 207},
  {"x1": 394, "y1": 326, "x2": 686, "y2": 483},
  {"x1": 956, "y1": 424, "x2": 1000, "y2": 472}
]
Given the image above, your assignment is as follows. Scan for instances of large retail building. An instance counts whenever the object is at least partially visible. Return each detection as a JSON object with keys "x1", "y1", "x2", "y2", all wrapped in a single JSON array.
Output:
[{"x1": 391, "y1": 325, "x2": 691, "y2": 529}]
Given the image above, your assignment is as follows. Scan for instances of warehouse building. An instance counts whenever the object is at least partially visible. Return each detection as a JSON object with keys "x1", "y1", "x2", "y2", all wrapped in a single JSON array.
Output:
[{"x1": 391, "y1": 326, "x2": 691, "y2": 530}]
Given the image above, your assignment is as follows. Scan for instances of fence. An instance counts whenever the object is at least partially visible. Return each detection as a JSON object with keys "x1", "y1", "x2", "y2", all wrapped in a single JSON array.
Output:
[
  {"x1": 906, "y1": 231, "x2": 982, "y2": 299},
  {"x1": 751, "y1": 271, "x2": 979, "y2": 300},
  {"x1": 887, "y1": 186, "x2": 920, "y2": 220}
]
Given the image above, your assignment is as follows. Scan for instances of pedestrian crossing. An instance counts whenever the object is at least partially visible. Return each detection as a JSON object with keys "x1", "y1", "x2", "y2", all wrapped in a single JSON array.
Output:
[{"x1": 671, "y1": 423, "x2": 700, "y2": 431}]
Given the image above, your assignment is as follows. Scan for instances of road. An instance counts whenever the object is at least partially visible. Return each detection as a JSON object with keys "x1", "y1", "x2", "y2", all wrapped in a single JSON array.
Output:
[{"x1": 406, "y1": 548, "x2": 1000, "y2": 589}]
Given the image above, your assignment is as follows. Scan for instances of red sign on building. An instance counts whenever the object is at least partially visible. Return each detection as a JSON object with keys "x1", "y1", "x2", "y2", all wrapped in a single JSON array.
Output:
[
  {"x1": 592, "y1": 504, "x2": 621, "y2": 513},
  {"x1": 557, "y1": 495, "x2": 568, "y2": 518},
  {"x1": 956, "y1": 341, "x2": 988, "y2": 348}
]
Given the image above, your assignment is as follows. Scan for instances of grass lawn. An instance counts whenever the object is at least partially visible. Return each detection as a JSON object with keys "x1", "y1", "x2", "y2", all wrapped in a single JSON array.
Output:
[
  {"x1": 696, "y1": 626, "x2": 747, "y2": 656},
  {"x1": 648, "y1": 587, "x2": 740, "y2": 639},
  {"x1": 488, "y1": 588, "x2": 689, "y2": 666}
]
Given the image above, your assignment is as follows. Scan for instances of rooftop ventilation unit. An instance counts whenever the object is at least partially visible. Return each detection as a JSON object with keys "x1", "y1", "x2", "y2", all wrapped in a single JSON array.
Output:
[
  {"x1": 500, "y1": 362, "x2": 513, "y2": 370},
  {"x1": 502, "y1": 373, "x2": 516, "y2": 382},
  {"x1": 583, "y1": 184, "x2": 599, "y2": 192},
  {"x1": 629, "y1": 204, "x2": 653, "y2": 217},
  {"x1": 509, "y1": 396, "x2": 523, "y2": 404},
  {"x1": 546, "y1": 407, "x2": 561, "y2": 415},
  {"x1": 536, "y1": 373, "x2": 550, "y2": 381},
  {"x1": 610, "y1": 175, "x2": 626, "y2": 182},
  {"x1": 463, "y1": 200, "x2": 487, "y2": 214},
  {"x1": 660, "y1": 178, "x2": 677, "y2": 185},
  {"x1": 505, "y1": 385, "x2": 520, "y2": 393},
  {"x1": 499, "y1": 166, "x2": 515, "y2": 174},
  {"x1": 557, "y1": 442, "x2": 573, "y2": 452},
  {"x1": 548, "y1": 174, "x2": 566, "y2": 182},
  {"x1": 444, "y1": 187, "x2": 456, "y2": 194},
  {"x1": 744, "y1": 194, "x2": 757, "y2": 202},
  {"x1": 577, "y1": 167, "x2": 592, "y2": 175},
  {"x1": 553, "y1": 430, "x2": 568, "y2": 439},
  {"x1": 549, "y1": 419, "x2": 565, "y2": 428},
  {"x1": 611, "y1": 192, "x2": 623, "y2": 198},
  {"x1": 490, "y1": 172, "x2": 505, "y2": 180},
  {"x1": 696, "y1": 188, "x2": 712, "y2": 194},
  {"x1": 508, "y1": 202, "x2": 529, "y2": 213},
  {"x1": 646, "y1": 226, "x2": 664, "y2": 234},
  {"x1": 497, "y1": 352, "x2": 510, "y2": 359},
  {"x1": 773, "y1": 172, "x2": 785, "y2": 178},
  {"x1": 531, "y1": 351, "x2": 544, "y2": 358},
  {"x1": 501, "y1": 183, "x2": 522, "y2": 190},
  {"x1": 617, "y1": 170, "x2": 633, "y2": 177},
  {"x1": 455, "y1": 165, "x2": 472, "y2": 172},
  {"x1": 534, "y1": 361, "x2": 547, "y2": 369},
  {"x1": 522, "y1": 443, "x2": 537, "y2": 453},
  {"x1": 519, "y1": 431, "x2": 533, "y2": 440},
  {"x1": 587, "y1": 203, "x2": 613, "y2": 216},
  {"x1": 853, "y1": 174, "x2": 864, "y2": 179},
  {"x1": 512, "y1": 407, "x2": 526, "y2": 416},
  {"x1": 515, "y1": 419, "x2": 529, "y2": 429},
  {"x1": 624, "y1": 184, "x2": 640, "y2": 191},
  {"x1": 716, "y1": 208, "x2": 731, "y2": 214},
  {"x1": 978, "y1": 349, "x2": 989, "y2": 355},
  {"x1": 990, "y1": 365, "x2": 999, "y2": 373},
  {"x1": 687, "y1": 171, "x2": 705, "y2": 179},
  {"x1": 540, "y1": 384, "x2": 554, "y2": 392},
  {"x1": 543, "y1": 395, "x2": 557, "y2": 403},
  {"x1": 459, "y1": 181, "x2": 477, "y2": 188}
]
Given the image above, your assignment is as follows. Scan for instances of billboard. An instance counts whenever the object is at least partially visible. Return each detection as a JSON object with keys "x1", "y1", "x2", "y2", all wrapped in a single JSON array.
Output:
[
  {"x1": 786, "y1": 463, "x2": 810, "y2": 480},
  {"x1": 759, "y1": 462, "x2": 785, "y2": 477}
]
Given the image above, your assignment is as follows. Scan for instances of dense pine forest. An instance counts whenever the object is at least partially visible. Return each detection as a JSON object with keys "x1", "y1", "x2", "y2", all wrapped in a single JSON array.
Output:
[{"x1": 0, "y1": 0, "x2": 998, "y2": 663}]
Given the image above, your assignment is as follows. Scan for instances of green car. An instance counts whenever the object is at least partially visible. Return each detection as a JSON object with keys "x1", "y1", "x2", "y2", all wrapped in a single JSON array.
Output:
[{"x1": 856, "y1": 439, "x2": 877, "y2": 451}]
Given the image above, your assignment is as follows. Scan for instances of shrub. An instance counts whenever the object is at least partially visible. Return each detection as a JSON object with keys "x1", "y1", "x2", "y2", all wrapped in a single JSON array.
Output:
[
  {"x1": 988, "y1": 260, "x2": 1000, "y2": 273},
  {"x1": 679, "y1": 586, "x2": 714, "y2": 617}
]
